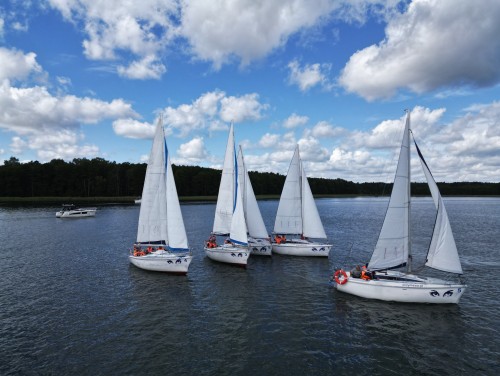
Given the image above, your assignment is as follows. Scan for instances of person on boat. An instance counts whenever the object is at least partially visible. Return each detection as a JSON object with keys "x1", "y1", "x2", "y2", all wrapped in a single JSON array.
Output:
[
  {"x1": 206, "y1": 235, "x2": 217, "y2": 248},
  {"x1": 224, "y1": 238, "x2": 233, "y2": 245},
  {"x1": 361, "y1": 265, "x2": 372, "y2": 280},
  {"x1": 146, "y1": 246, "x2": 153, "y2": 254},
  {"x1": 351, "y1": 265, "x2": 362, "y2": 278},
  {"x1": 300, "y1": 234, "x2": 308, "y2": 241}
]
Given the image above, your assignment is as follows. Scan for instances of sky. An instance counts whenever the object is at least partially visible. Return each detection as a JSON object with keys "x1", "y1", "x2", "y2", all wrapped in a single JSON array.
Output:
[{"x1": 0, "y1": 0, "x2": 499, "y2": 183}]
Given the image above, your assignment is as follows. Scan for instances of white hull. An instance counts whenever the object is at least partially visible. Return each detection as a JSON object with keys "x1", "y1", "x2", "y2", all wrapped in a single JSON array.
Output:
[
  {"x1": 272, "y1": 240, "x2": 331, "y2": 257},
  {"x1": 129, "y1": 251, "x2": 192, "y2": 274},
  {"x1": 335, "y1": 271, "x2": 466, "y2": 304},
  {"x1": 248, "y1": 238, "x2": 272, "y2": 256},
  {"x1": 56, "y1": 209, "x2": 96, "y2": 218},
  {"x1": 204, "y1": 245, "x2": 250, "y2": 266}
]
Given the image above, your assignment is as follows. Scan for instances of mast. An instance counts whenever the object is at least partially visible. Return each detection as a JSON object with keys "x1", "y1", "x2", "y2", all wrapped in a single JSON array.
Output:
[
  {"x1": 406, "y1": 109, "x2": 412, "y2": 273},
  {"x1": 299, "y1": 147, "x2": 304, "y2": 236}
]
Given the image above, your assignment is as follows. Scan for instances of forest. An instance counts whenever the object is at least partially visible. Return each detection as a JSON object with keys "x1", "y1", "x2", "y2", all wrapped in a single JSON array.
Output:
[{"x1": 0, "y1": 156, "x2": 498, "y2": 199}]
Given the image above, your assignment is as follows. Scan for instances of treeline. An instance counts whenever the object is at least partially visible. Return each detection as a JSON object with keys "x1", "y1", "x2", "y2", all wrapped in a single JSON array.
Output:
[{"x1": 0, "y1": 157, "x2": 499, "y2": 198}]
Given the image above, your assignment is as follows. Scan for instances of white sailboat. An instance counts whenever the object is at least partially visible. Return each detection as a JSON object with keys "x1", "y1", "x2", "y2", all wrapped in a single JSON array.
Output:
[
  {"x1": 237, "y1": 146, "x2": 272, "y2": 256},
  {"x1": 335, "y1": 110, "x2": 467, "y2": 303},
  {"x1": 272, "y1": 145, "x2": 332, "y2": 257},
  {"x1": 205, "y1": 124, "x2": 266, "y2": 265},
  {"x1": 129, "y1": 118, "x2": 192, "y2": 274}
]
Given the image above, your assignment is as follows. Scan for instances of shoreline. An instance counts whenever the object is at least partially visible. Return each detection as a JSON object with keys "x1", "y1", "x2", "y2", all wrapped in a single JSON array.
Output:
[{"x1": 0, "y1": 194, "x2": 499, "y2": 205}]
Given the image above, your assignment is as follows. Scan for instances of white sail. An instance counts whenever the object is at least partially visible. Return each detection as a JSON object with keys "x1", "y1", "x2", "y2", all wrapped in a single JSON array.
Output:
[
  {"x1": 213, "y1": 124, "x2": 236, "y2": 235},
  {"x1": 415, "y1": 142, "x2": 463, "y2": 274},
  {"x1": 165, "y1": 145, "x2": 189, "y2": 251},
  {"x1": 229, "y1": 171, "x2": 248, "y2": 245},
  {"x1": 237, "y1": 146, "x2": 269, "y2": 239},
  {"x1": 274, "y1": 146, "x2": 302, "y2": 234},
  {"x1": 369, "y1": 114, "x2": 410, "y2": 270},
  {"x1": 301, "y1": 166, "x2": 327, "y2": 239},
  {"x1": 137, "y1": 120, "x2": 168, "y2": 243}
]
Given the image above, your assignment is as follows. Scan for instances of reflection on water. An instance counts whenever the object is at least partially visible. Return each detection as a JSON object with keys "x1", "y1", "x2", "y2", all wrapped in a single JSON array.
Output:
[{"x1": 0, "y1": 198, "x2": 499, "y2": 375}]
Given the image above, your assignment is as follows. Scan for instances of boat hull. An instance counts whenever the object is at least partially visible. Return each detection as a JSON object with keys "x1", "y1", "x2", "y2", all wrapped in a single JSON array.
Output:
[
  {"x1": 248, "y1": 238, "x2": 272, "y2": 256},
  {"x1": 335, "y1": 271, "x2": 466, "y2": 304},
  {"x1": 272, "y1": 241, "x2": 331, "y2": 257},
  {"x1": 129, "y1": 252, "x2": 192, "y2": 274},
  {"x1": 204, "y1": 245, "x2": 250, "y2": 266}
]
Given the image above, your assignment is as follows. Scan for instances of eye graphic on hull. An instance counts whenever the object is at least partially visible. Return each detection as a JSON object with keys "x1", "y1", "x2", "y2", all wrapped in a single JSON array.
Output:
[
  {"x1": 430, "y1": 290, "x2": 440, "y2": 297},
  {"x1": 443, "y1": 290, "x2": 454, "y2": 297}
]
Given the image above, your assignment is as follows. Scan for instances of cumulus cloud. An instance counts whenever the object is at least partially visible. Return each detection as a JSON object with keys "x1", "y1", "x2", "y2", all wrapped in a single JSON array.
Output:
[
  {"x1": 309, "y1": 121, "x2": 345, "y2": 138},
  {"x1": 112, "y1": 118, "x2": 156, "y2": 139},
  {"x1": 48, "y1": 0, "x2": 178, "y2": 79},
  {"x1": 0, "y1": 47, "x2": 43, "y2": 82},
  {"x1": 117, "y1": 55, "x2": 167, "y2": 79},
  {"x1": 219, "y1": 93, "x2": 268, "y2": 123},
  {"x1": 46, "y1": 0, "x2": 400, "y2": 77},
  {"x1": 283, "y1": 113, "x2": 308, "y2": 129},
  {"x1": 287, "y1": 60, "x2": 332, "y2": 92},
  {"x1": 175, "y1": 136, "x2": 208, "y2": 164},
  {"x1": 180, "y1": 0, "x2": 337, "y2": 69},
  {"x1": 163, "y1": 90, "x2": 268, "y2": 137},
  {"x1": 0, "y1": 69, "x2": 137, "y2": 160},
  {"x1": 339, "y1": 0, "x2": 500, "y2": 100}
]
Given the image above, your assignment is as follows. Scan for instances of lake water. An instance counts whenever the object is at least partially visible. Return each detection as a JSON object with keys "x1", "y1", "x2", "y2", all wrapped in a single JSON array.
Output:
[{"x1": 0, "y1": 197, "x2": 499, "y2": 375}]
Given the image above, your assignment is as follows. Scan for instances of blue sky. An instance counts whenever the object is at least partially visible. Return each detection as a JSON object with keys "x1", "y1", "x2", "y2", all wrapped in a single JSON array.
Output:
[{"x1": 0, "y1": 0, "x2": 499, "y2": 182}]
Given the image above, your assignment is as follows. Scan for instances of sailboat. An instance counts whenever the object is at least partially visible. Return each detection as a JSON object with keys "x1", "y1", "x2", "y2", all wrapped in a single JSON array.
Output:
[
  {"x1": 237, "y1": 146, "x2": 272, "y2": 256},
  {"x1": 272, "y1": 145, "x2": 332, "y2": 256},
  {"x1": 205, "y1": 124, "x2": 270, "y2": 265},
  {"x1": 334, "y1": 110, "x2": 467, "y2": 303},
  {"x1": 129, "y1": 118, "x2": 193, "y2": 274}
]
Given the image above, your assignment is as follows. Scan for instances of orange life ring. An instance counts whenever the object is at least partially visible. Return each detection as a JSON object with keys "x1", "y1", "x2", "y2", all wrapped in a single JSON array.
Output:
[{"x1": 334, "y1": 269, "x2": 348, "y2": 285}]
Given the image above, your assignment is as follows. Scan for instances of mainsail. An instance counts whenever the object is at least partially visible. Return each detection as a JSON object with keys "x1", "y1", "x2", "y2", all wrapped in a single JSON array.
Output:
[
  {"x1": 368, "y1": 113, "x2": 410, "y2": 270},
  {"x1": 213, "y1": 124, "x2": 236, "y2": 235}
]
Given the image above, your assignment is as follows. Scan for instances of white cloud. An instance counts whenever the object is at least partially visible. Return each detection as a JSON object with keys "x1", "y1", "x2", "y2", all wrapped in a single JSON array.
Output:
[
  {"x1": 339, "y1": 0, "x2": 500, "y2": 100},
  {"x1": 112, "y1": 118, "x2": 156, "y2": 139},
  {"x1": 259, "y1": 133, "x2": 280, "y2": 148},
  {"x1": 0, "y1": 47, "x2": 43, "y2": 82},
  {"x1": 287, "y1": 60, "x2": 332, "y2": 92},
  {"x1": 48, "y1": 0, "x2": 179, "y2": 79},
  {"x1": 163, "y1": 90, "x2": 267, "y2": 137},
  {"x1": 219, "y1": 93, "x2": 268, "y2": 123},
  {"x1": 283, "y1": 113, "x2": 308, "y2": 129},
  {"x1": 117, "y1": 55, "x2": 167, "y2": 80},
  {"x1": 0, "y1": 76, "x2": 137, "y2": 161},
  {"x1": 180, "y1": 0, "x2": 337, "y2": 69},
  {"x1": 309, "y1": 121, "x2": 344, "y2": 138},
  {"x1": 176, "y1": 137, "x2": 208, "y2": 163},
  {"x1": 0, "y1": 17, "x2": 4, "y2": 37},
  {"x1": 10, "y1": 131, "x2": 100, "y2": 161}
]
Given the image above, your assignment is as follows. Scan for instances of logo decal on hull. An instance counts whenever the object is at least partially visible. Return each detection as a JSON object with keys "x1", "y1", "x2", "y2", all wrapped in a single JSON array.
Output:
[
  {"x1": 443, "y1": 290, "x2": 454, "y2": 297},
  {"x1": 430, "y1": 290, "x2": 440, "y2": 297}
]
